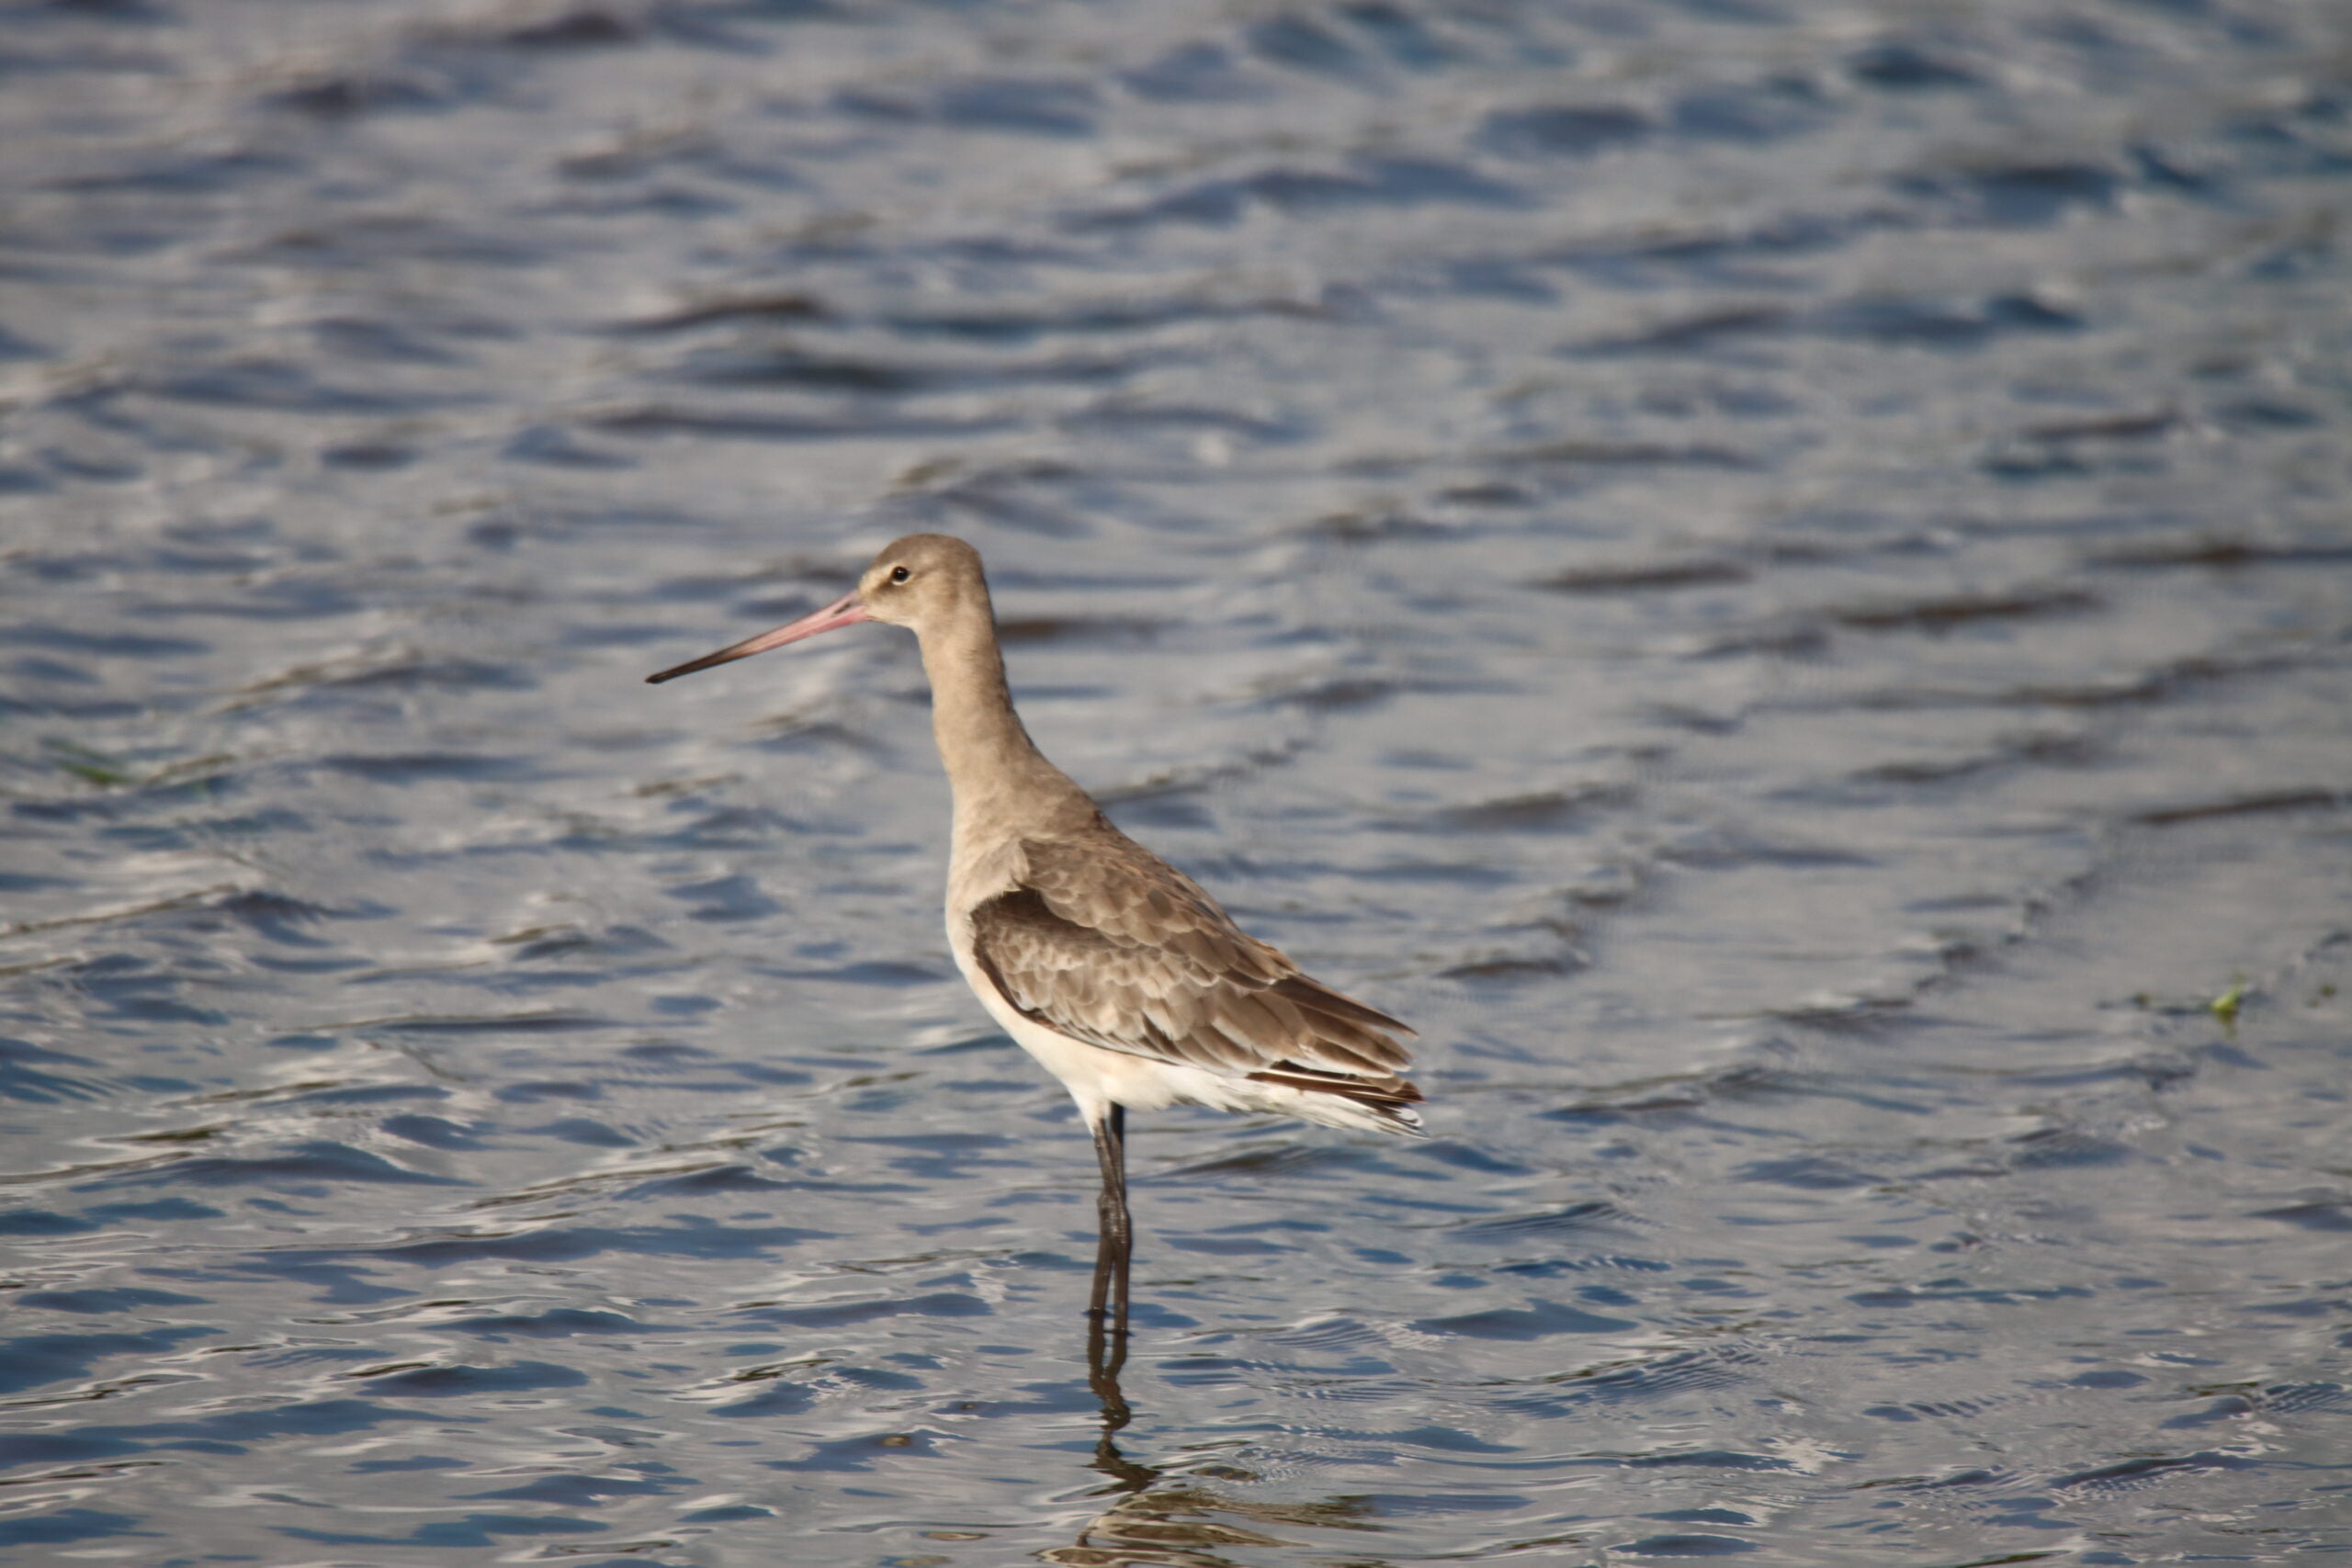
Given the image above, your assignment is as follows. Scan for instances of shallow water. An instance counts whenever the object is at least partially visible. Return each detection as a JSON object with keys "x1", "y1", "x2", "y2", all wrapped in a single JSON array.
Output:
[{"x1": 4, "y1": 1, "x2": 2351, "y2": 1562}]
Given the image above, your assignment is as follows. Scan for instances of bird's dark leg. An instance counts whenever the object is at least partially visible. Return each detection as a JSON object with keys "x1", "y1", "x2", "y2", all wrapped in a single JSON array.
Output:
[
  {"x1": 1084, "y1": 1103, "x2": 1136, "y2": 1475},
  {"x1": 1087, "y1": 1104, "x2": 1133, "y2": 1335}
]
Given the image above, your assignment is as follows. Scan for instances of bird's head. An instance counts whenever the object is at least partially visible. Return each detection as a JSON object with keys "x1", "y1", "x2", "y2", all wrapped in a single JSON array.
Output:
[
  {"x1": 853, "y1": 533, "x2": 987, "y2": 631},
  {"x1": 645, "y1": 533, "x2": 984, "y2": 684}
]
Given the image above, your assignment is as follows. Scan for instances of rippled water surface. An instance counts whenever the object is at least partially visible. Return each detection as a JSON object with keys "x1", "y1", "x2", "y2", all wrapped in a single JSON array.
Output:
[{"x1": 5, "y1": 1, "x2": 2352, "y2": 1562}]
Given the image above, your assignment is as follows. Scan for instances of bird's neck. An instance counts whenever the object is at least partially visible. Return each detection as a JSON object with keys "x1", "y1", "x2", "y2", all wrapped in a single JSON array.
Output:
[{"x1": 918, "y1": 604, "x2": 1085, "y2": 837}]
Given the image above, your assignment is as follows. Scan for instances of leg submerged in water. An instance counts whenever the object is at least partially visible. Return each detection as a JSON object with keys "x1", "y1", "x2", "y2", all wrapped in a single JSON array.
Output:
[
  {"x1": 1085, "y1": 1104, "x2": 1137, "y2": 1469},
  {"x1": 1088, "y1": 1103, "x2": 1132, "y2": 1326}
]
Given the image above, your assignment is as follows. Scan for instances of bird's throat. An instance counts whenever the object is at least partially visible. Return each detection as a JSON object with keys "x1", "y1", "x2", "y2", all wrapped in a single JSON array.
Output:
[{"x1": 917, "y1": 609, "x2": 1080, "y2": 832}]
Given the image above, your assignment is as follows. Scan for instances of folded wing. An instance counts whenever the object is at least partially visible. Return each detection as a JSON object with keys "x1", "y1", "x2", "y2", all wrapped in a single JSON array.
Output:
[{"x1": 967, "y1": 824, "x2": 1419, "y2": 1114}]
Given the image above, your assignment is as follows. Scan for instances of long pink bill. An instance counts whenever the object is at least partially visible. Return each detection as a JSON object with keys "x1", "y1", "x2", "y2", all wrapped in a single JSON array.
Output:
[{"x1": 645, "y1": 592, "x2": 871, "y2": 684}]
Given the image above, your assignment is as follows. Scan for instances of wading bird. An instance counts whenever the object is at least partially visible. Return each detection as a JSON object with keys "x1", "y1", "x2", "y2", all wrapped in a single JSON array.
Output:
[{"x1": 647, "y1": 535, "x2": 1422, "y2": 1326}]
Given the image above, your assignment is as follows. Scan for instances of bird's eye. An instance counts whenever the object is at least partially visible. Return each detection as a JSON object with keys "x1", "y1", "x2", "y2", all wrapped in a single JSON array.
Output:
[{"x1": 889, "y1": 565, "x2": 911, "y2": 584}]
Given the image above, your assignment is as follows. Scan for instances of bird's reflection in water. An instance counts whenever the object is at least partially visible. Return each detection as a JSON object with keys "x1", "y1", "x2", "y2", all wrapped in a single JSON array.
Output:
[{"x1": 1038, "y1": 1253, "x2": 1382, "y2": 1567}]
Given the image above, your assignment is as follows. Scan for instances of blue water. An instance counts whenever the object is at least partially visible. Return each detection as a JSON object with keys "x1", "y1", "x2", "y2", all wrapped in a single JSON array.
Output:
[{"x1": 3, "y1": 1, "x2": 2349, "y2": 1562}]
